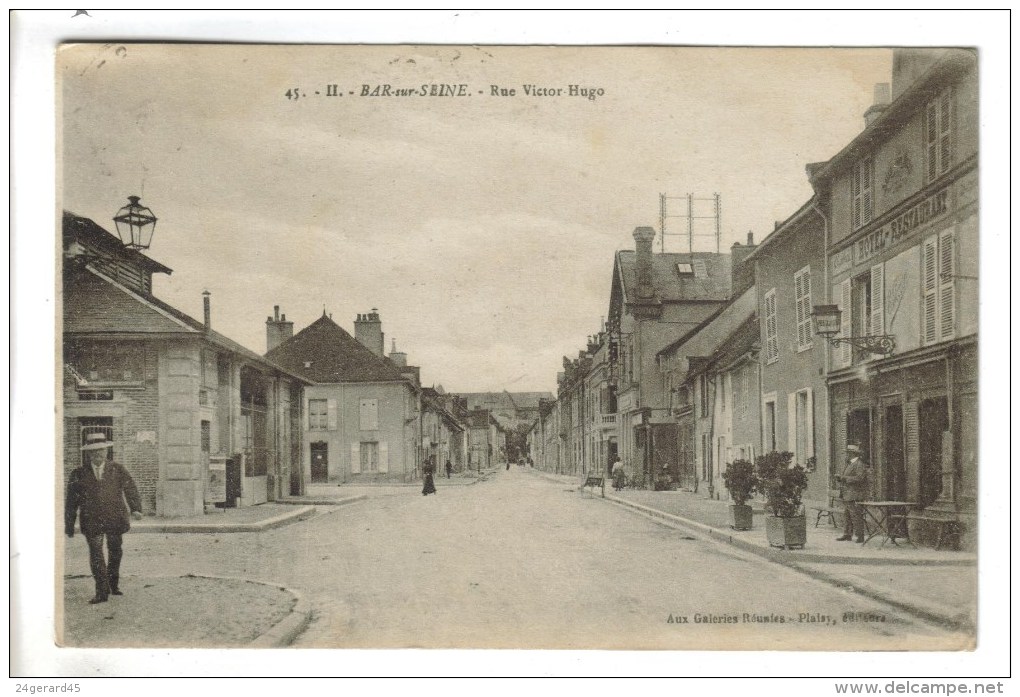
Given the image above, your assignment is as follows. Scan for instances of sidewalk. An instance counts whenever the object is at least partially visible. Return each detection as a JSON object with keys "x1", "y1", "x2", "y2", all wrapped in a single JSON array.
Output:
[{"x1": 528, "y1": 469, "x2": 977, "y2": 630}]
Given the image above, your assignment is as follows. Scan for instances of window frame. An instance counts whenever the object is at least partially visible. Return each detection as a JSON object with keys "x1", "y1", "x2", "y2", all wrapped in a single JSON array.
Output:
[{"x1": 308, "y1": 398, "x2": 329, "y2": 430}]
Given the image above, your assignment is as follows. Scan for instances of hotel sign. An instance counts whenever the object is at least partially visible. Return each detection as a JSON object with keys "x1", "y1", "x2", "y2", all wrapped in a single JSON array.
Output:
[{"x1": 832, "y1": 187, "x2": 950, "y2": 276}]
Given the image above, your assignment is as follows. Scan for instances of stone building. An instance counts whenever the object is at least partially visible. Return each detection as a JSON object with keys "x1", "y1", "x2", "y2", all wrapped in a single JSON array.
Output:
[{"x1": 62, "y1": 211, "x2": 308, "y2": 517}]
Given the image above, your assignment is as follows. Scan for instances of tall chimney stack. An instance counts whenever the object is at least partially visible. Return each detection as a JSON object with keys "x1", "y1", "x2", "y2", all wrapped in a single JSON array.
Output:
[
  {"x1": 389, "y1": 338, "x2": 408, "y2": 368},
  {"x1": 266, "y1": 305, "x2": 294, "y2": 353},
  {"x1": 202, "y1": 290, "x2": 211, "y2": 330},
  {"x1": 864, "y1": 83, "x2": 891, "y2": 126},
  {"x1": 633, "y1": 226, "x2": 657, "y2": 300},
  {"x1": 730, "y1": 231, "x2": 758, "y2": 297},
  {"x1": 354, "y1": 308, "x2": 385, "y2": 357}
]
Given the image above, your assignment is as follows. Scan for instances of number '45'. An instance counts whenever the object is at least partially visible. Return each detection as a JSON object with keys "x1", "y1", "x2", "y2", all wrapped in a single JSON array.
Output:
[{"x1": 285, "y1": 88, "x2": 301, "y2": 100}]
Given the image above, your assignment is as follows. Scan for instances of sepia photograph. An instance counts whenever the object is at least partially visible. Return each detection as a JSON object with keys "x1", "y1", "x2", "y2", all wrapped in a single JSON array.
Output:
[{"x1": 11, "y1": 9, "x2": 1009, "y2": 685}]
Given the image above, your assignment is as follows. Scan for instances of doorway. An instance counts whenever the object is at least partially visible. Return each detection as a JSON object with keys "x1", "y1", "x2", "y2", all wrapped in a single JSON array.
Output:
[
  {"x1": 918, "y1": 397, "x2": 949, "y2": 508},
  {"x1": 310, "y1": 441, "x2": 328, "y2": 483},
  {"x1": 847, "y1": 408, "x2": 872, "y2": 462},
  {"x1": 883, "y1": 405, "x2": 906, "y2": 501}
]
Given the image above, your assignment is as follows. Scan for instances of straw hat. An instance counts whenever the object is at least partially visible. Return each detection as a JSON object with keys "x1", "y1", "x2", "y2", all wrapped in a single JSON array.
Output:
[
  {"x1": 81, "y1": 433, "x2": 114, "y2": 451},
  {"x1": 846, "y1": 443, "x2": 861, "y2": 454}
]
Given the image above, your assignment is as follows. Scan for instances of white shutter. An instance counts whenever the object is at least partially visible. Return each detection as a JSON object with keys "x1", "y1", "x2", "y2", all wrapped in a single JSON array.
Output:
[
  {"x1": 805, "y1": 388, "x2": 815, "y2": 458},
  {"x1": 378, "y1": 442, "x2": 389, "y2": 473},
  {"x1": 327, "y1": 399, "x2": 338, "y2": 431},
  {"x1": 351, "y1": 443, "x2": 361, "y2": 474},
  {"x1": 922, "y1": 236, "x2": 939, "y2": 345},
  {"x1": 938, "y1": 230, "x2": 955, "y2": 341},
  {"x1": 787, "y1": 392, "x2": 797, "y2": 459},
  {"x1": 840, "y1": 279, "x2": 852, "y2": 367},
  {"x1": 870, "y1": 263, "x2": 885, "y2": 337},
  {"x1": 304, "y1": 399, "x2": 310, "y2": 432},
  {"x1": 926, "y1": 101, "x2": 939, "y2": 182}
]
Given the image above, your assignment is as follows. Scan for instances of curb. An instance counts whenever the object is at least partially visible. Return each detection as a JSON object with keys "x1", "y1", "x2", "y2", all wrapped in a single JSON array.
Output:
[
  {"x1": 601, "y1": 494, "x2": 972, "y2": 630},
  {"x1": 132, "y1": 505, "x2": 317, "y2": 534},
  {"x1": 175, "y1": 573, "x2": 312, "y2": 647},
  {"x1": 277, "y1": 494, "x2": 368, "y2": 507}
]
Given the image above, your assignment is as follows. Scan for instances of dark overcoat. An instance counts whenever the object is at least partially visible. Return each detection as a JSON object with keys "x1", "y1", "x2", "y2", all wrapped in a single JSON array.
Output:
[{"x1": 64, "y1": 461, "x2": 142, "y2": 537}]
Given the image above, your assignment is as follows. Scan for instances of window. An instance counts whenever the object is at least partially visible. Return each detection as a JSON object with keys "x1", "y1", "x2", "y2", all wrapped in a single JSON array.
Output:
[
  {"x1": 764, "y1": 398, "x2": 777, "y2": 453},
  {"x1": 789, "y1": 389, "x2": 815, "y2": 466},
  {"x1": 794, "y1": 266, "x2": 813, "y2": 351},
  {"x1": 763, "y1": 289, "x2": 779, "y2": 364},
  {"x1": 692, "y1": 259, "x2": 708, "y2": 278},
  {"x1": 852, "y1": 156, "x2": 874, "y2": 230},
  {"x1": 719, "y1": 375, "x2": 726, "y2": 412},
  {"x1": 201, "y1": 420, "x2": 211, "y2": 454},
  {"x1": 740, "y1": 368, "x2": 749, "y2": 418},
  {"x1": 925, "y1": 89, "x2": 953, "y2": 182},
  {"x1": 699, "y1": 374, "x2": 710, "y2": 417},
  {"x1": 922, "y1": 230, "x2": 955, "y2": 344},
  {"x1": 360, "y1": 442, "x2": 379, "y2": 472},
  {"x1": 309, "y1": 399, "x2": 328, "y2": 430}
]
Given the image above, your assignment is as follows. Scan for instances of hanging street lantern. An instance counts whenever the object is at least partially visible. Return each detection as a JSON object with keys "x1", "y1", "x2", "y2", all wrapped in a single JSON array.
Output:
[
  {"x1": 113, "y1": 196, "x2": 158, "y2": 250},
  {"x1": 811, "y1": 304, "x2": 896, "y2": 357}
]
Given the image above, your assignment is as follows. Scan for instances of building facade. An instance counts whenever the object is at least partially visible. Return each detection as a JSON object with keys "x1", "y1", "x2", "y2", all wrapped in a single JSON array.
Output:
[{"x1": 810, "y1": 49, "x2": 978, "y2": 548}]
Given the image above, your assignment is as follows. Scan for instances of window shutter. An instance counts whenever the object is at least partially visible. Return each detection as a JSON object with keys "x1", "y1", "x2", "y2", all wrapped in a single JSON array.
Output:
[
  {"x1": 805, "y1": 389, "x2": 815, "y2": 458},
  {"x1": 351, "y1": 443, "x2": 361, "y2": 474},
  {"x1": 922, "y1": 236, "x2": 939, "y2": 345},
  {"x1": 787, "y1": 392, "x2": 797, "y2": 460},
  {"x1": 852, "y1": 166, "x2": 861, "y2": 229},
  {"x1": 327, "y1": 399, "x2": 338, "y2": 431},
  {"x1": 378, "y1": 442, "x2": 389, "y2": 473},
  {"x1": 903, "y1": 401, "x2": 919, "y2": 501},
  {"x1": 833, "y1": 410, "x2": 848, "y2": 470},
  {"x1": 840, "y1": 279, "x2": 852, "y2": 367},
  {"x1": 926, "y1": 101, "x2": 938, "y2": 182},
  {"x1": 304, "y1": 399, "x2": 310, "y2": 432},
  {"x1": 939, "y1": 91, "x2": 952, "y2": 176},
  {"x1": 862, "y1": 160, "x2": 873, "y2": 226},
  {"x1": 870, "y1": 263, "x2": 885, "y2": 337},
  {"x1": 938, "y1": 230, "x2": 955, "y2": 341}
]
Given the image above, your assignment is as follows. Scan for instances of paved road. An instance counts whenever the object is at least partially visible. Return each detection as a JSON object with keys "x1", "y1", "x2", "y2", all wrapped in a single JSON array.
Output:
[{"x1": 70, "y1": 467, "x2": 970, "y2": 650}]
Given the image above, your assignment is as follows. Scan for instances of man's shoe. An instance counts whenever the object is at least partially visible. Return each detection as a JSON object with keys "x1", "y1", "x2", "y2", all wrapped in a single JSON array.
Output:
[
  {"x1": 855, "y1": 538, "x2": 865, "y2": 543},
  {"x1": 836, "y1": 536, "x2": 852, "y2": 541},
  {"x1": 110, "y1": 589, "x2": 123, "y2": 596},
  {"x1": 88, "y1": 596, "x2": 108, "y2": 604}
]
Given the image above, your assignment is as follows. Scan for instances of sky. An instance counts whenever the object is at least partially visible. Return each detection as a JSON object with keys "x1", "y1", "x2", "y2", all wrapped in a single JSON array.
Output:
[{"x1": 59, "y1": 43, "x2": 894, "y2": 393}]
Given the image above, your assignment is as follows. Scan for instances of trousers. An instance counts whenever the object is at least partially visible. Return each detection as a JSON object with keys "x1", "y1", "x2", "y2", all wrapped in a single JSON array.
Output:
[
  {"x1": 843, "y1": 501, "x2": 866, "y2": 541},
  {"x1": 85, "y1": 532, "x2": 123, "y2": 598}
]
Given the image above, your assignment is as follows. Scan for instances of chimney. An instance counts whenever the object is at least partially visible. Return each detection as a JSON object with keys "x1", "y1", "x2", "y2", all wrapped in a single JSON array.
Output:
[
  {"x1": 202, "y1": 290, "x2": 211, "y2": 330},
  {"x1": 730, "y1": 231, "x2": 758, "y2": 297},
  {"x1": 354, "y1": 308, "x2": 385, "y2": 357},
  {"x1": 633, "y1": 226, "x2": 657, "y2": 299},
  {"x1": 389, "y1": 338, "x2": 408, "y2": 368},
  {"x1": 266, "y1": 304, "x2": 294, "y2": 352},
  {"x1": 864, "y1": 82, "x2": 891, "y2": 126}
]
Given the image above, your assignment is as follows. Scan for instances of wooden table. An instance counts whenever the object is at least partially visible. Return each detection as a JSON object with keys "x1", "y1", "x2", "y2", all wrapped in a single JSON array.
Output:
[{"x1": 858, "y1": 501, "x2": 917, "y2": 547}]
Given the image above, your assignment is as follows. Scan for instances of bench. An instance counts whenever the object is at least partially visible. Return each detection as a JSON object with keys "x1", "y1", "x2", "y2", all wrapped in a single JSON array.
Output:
[
  {"x1": 890, "y1": 514, "x2": 961, "y2": 551},
  {"x1": 581, "y1": 475, "x2": 605, "y2": 498},
  {"x1": 811, "y1": 489, "x2": 843, "y2": 528}
]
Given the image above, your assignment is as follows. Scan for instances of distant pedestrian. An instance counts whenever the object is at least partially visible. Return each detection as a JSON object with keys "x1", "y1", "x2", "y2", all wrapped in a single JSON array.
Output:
[
  {"x1": 506, "y1": 460, "x2": 510, "y2": 471},
  {"x1": 445, "y1": 459, "x2": 452, "y2": 479},
  {"x1": 64, "y1": 433, "x2": 143, "y2": 604},
  {"x1": 836, "y1": 444, "x2": 871, "y2": 543},
  {"x1": 611, "y1": 457, "x2": 625, "y2": 490},
  {"x1": 422, "y1": 458, "x2": 437, "y2": 496}
]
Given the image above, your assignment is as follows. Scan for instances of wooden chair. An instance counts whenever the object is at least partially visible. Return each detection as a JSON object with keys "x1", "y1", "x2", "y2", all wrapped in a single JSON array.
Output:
[{"x1": 811, "y1": 489, "x2": 843, "y2": 528}]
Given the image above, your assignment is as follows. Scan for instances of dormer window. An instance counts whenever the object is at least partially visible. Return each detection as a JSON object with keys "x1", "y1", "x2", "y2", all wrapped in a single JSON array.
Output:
[{"x1": 676, "y1": 263, "x2": 693, "y2": 275}]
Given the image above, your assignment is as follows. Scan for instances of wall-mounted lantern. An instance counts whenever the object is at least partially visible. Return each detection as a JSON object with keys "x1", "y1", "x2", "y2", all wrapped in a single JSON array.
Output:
[
  {"x1": 811, "y1": 304, "x2": 895, "y2": 357},
  {"x1": 113, "y1": 196, "x2": 158, "y2": 250}
]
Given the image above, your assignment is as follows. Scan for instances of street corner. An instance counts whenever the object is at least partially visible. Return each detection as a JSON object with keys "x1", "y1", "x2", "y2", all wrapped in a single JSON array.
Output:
[{"x1": 59, "y1": 573, "x2": 304, "y2": 648}]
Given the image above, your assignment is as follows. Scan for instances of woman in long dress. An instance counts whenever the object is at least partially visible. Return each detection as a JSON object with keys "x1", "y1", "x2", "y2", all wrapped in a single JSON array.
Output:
[{"x1": 422, "y1": 459, "x2": 437, "y2": 496}]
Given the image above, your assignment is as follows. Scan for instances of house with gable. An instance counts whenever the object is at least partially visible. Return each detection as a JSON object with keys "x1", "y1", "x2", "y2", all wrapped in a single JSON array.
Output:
[
  {"x1": 62, "y1": 210, "x2": 309, "y2": 517},
  {"x1": 607, "y1": 226, "x2": 734, "y2": 488},
  {"x1": 265, "y1": 309, "x2": 424, "y2": 484}
]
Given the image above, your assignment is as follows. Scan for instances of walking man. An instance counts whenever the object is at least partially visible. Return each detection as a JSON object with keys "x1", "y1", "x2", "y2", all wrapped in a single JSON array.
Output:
[
  {"x1": 445, "y1": 459, "x2": 452, "y2": 479},
  {"x1": 836, "y1": 443, "x2": 870, "y2": 543},
  {"x1": 65, "y1": 433, "x2": 143, "y2": 603}
]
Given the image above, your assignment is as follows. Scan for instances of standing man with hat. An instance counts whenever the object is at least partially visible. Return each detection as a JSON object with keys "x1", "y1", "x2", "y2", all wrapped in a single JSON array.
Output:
[
  {"x1": 65, "y1": 433, "x2": 143, "y2": 604},
  {"x1": 835, "y1": 443, "x2": 870, "y2": 543}
]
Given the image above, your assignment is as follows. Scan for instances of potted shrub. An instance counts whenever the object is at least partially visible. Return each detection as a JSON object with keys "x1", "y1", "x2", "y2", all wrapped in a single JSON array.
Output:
[
  {"x1": 721, "y1": 459, "x2": 757, "y2": 530},
  {"x1": 756, "y1": 451, "x2": 809, "y2": 549}
]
